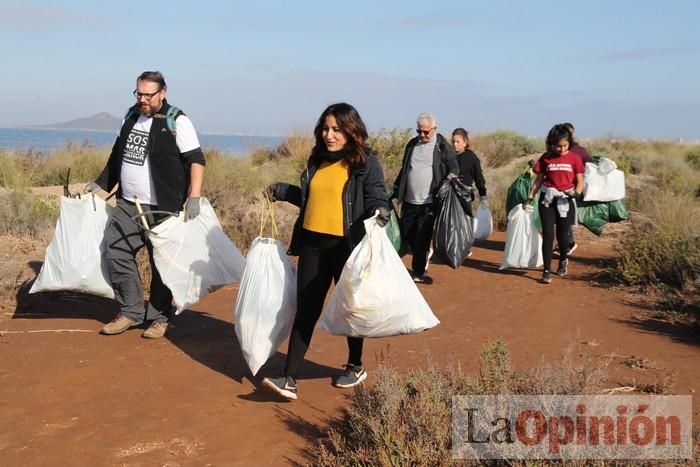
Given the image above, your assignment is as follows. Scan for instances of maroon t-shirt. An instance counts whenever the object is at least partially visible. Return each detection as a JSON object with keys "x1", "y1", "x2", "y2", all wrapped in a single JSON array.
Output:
[{"x1": 534, "y1": 151, "x2": 585, "y2": 191}]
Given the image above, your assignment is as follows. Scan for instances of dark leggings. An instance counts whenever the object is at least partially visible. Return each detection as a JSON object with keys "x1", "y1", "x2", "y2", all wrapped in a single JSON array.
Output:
[
  {"x1": 284, "y1": 230, "x2": 364, "y2": 379},
  {"x1": 538, "y1": 198, "x2": 574, "y2": 272}
]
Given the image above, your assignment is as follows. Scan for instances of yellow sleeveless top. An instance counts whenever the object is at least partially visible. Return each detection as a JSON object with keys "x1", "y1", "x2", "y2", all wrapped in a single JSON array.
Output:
[{"x1": 303, "y1": 160, "x2": 349, "y2": 236}]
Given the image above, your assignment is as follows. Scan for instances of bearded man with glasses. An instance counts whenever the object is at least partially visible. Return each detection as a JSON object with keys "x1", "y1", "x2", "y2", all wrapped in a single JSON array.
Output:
[
  {"x1": 391, "y1": 112, "x2": 458, "y2": 284},
  {"x1": 84, "y1": 71, "x2": 206, "y2": 339}
]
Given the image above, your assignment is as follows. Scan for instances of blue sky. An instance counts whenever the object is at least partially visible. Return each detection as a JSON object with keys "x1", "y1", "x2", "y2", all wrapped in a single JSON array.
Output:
[{"x1": 1, "y1": 0, "x2": 699, "y2": 139}]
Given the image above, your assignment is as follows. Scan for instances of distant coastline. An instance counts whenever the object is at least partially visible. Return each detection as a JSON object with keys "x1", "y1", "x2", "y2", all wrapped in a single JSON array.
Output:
[{"x1": 0, "y1": 127, "x2": 284, "y2": 153}]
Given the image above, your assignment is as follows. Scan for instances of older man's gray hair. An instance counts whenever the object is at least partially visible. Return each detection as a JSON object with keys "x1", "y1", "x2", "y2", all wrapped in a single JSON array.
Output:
[{"x1": 416, "y1": 112, "x2": 437, "y2": 128}]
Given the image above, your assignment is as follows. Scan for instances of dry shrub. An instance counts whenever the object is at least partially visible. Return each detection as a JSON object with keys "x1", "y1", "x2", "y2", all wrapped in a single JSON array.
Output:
[
  {"x1": 614, "y1": 190, "x2": 700, "y2": 289},
  {"x1": 0, "y1": 143, "x2": 108, "y2": 188},
  {"x1": 0, "y1": 189, "x2": 59, "y2": 239},
  {"x1": 315, "y1": 340, "x2": 612, "y2": 467},
  {"x1": 470, "y1": 130, "x2": 543, "y2": 168},
  {"x1": 368, "y1": 128, "x2": 414, "y2": 185}
]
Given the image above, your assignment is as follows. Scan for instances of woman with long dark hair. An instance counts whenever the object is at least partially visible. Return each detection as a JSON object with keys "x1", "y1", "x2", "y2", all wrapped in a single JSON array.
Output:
[
  {"x1": 263, "y1": 103, "x2": 390, "y2": 400},
  {"x1": 524, "y1": 124, "x2": 584, "y2": 284}
]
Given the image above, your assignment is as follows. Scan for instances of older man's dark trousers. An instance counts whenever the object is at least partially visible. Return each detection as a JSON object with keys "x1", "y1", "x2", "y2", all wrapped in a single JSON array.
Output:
[
  {"x1": 104, "y1": 198, "x2": 173, "y2": 323},
  {"x1": 400, "y1": 202, "x2": 435, "y2": 276}
]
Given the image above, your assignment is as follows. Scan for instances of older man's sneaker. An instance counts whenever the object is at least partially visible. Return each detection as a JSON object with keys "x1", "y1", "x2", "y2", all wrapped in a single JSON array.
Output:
[
  {"x1": 262, "y1": 376, "x2": 298, "y2": 400},
  {"x1": 100, "y1": 314, "x2": 142, "y2": 335},
  {"x1": 332, "y1": 364, "x2": 367, "y2": 388},
  {"x1": 142, "y1": 321, "x2": 168, "y2": 339}
]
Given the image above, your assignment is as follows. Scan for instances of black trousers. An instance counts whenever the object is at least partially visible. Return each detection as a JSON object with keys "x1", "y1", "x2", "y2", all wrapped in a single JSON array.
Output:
[
  {"x1": 400, "y1": 202, "x2": 435, "y2": 276},
  {"x1": 284, "y1": 230, "x2": 363, "y2": 379},
  {"x1": 538, "y1": 198, "x2": 574, "y2": 272}
]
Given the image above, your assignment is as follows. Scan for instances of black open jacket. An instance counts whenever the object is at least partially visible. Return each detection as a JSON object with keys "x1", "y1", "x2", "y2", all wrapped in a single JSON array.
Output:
[
  {"x1": 274, "y1": 153, "x2": 388, "y2": 256},
  {"x1": 392, "y1": 133, "x2": 459, "y2": 202}
]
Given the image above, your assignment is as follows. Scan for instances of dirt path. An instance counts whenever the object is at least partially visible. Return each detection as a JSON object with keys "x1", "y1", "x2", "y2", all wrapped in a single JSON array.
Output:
[{"x1": 0, "y1": 230, "x2": 698, "y2": 466}]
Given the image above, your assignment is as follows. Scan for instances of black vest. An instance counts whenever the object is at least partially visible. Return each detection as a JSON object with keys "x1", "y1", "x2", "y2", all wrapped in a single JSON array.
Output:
[{"x1": 96, "y1": 99, "x2": 204, "y2": 212}]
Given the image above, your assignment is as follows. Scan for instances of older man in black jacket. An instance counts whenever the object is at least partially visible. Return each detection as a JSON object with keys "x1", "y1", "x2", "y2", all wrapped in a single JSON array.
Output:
[{"x1": 393, "y1": 112, "x2": 458, "y2": 284}]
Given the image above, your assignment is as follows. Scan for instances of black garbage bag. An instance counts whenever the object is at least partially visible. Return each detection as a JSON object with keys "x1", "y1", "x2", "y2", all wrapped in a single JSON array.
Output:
[{"x1": 433, "y1": 179, "x2": 474, "y2": 269}]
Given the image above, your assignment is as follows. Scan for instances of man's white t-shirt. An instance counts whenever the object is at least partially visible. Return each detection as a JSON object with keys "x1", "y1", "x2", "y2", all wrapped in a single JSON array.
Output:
[{"x1": 119, "y1": 114, "x2": 201, "y2": 205}]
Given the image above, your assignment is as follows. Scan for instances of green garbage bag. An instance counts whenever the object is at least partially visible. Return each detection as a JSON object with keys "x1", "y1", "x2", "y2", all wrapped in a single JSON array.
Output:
[
  {"x1": 506, "y1": 168, "x2": 535, "y2": 214},
  {"x1": 577, "y1": 200, "x2": 609, "y2": 236},
  {"x1": 508, "y1": 167, "x2": 542, "y2": 231},
  {"x1": 608, "y1": 199, "x2": 629, "y2": 222},
  {"x1": 384, "y1": 192, "x2": 404, "y2": 254}
]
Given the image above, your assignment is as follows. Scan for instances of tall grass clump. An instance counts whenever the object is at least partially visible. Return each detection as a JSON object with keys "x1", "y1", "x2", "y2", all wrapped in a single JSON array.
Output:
[
  {"x1": 614, "y1": 190, "x2": 700, "y2": 290},
  {"x1": 470, "y1": 130, "x2": 543, "y2": 168},
  {"x1": 0, "y1": 190, "x2": 59, "y2": 238},
  {"x1": 0, "y1": 144, "x2": 108, "y2": 188},
  {"x1": 368, "y1": 128, "x2": 413, "y2": 184},
  {"x1": 203, "y1": 149, "x2": 300, "y2": 249},
  {"x1": 314, "y1": 341, "x2": 610, "y2": 467}
]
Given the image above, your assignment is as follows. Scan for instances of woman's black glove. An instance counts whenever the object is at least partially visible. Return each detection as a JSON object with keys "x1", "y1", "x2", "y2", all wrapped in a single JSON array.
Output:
[
  {"x1": 376, "y1": 207, "x2": 391, "y2": 227},
  {"x1": 266, "y1": 183, "x2": 287, "y2": 202}
]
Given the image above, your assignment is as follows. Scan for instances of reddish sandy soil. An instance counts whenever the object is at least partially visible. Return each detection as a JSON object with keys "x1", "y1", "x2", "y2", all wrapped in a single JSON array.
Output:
[{"x1": 0, "y1": 229, "x2": 698, "y2": 466}]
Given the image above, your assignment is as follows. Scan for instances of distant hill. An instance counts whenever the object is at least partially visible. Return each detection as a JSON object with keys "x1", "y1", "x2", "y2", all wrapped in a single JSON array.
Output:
[{"x1": 27, "y1": 112, "x2": 121, "y2": 132}]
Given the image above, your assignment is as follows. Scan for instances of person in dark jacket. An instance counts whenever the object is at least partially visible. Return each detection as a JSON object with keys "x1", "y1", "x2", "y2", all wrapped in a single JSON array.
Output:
[
  {"x1": 392, "y1": 112, "x2": 458, "y2": 284},
  {"x1": 452, "y1": 127, "x2": 487, "y2": 217},
  {"x1": 561, "y1": 122, "x2": 591, "y2": 255},
  {"x1": 263, "y1": 103, "x2": 390, "y2": 401},
  {"x1": 84, "y1": 71, "x2": 205, "y2": 339}
]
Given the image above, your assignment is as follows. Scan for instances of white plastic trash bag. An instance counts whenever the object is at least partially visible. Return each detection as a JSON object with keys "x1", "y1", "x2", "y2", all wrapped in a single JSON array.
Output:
[
  {"x1": 30, "y1": 195, "x2": 114, "y2": 298},
  {"x1": 319, "y1": 215, "x2": 439, "y2": 338},
  {"x1": 234, "y1": 237, "x2": 297, "y2": 376},
  {"x1": 149, "y1": 198, "x2": 245, "y2": 314},
  {"x1": 583, "y1": 157, "x2": 625, "y2": 202},
  {"x1": 499, "y1": 205, "x2": 543, "y2": 270},
  {"x1": 473, "y1": 203, "x2": 493, "y2": 240}
]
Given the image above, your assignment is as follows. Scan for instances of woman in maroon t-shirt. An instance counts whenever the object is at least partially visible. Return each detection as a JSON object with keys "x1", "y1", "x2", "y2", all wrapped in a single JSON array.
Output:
[{"x1": 525, "y1": 124, "x2": 584, "y2": 284}]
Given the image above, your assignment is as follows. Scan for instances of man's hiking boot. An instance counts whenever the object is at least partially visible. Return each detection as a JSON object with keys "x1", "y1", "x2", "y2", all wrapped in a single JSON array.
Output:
[
  {"x1": 262, "y1": 376, "x2": 298, "y2": 400},
  {"x1": 142, "y1": 321, "x2": 169, "y2": 339},
  {"x1": 101, "y1": 314, "x2": 142, "y2": 335},
  {"x1": 332, "y1": 364, "x2": 368, "y2": 388},
  {"x1": 556, "y1": 259, "x2": 569, "y2": 277},
  {"x1": 540, "y1": 271, "x2": 552, "y2": 284}
]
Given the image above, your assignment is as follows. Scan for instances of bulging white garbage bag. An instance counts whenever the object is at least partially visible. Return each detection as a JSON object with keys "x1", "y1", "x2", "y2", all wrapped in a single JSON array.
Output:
[
  {"x1": 234, "y1": 237, "x2": 297, "y2": 376},
  {"x1": 583, "y1": 157, "x2": 625, "y2": 202},
  {"x1": 148, "y1": 198, "x2": 245, "y2": 314},
  {"x1": 473, "y1": 203, "x2": 493, "y2": 240},
  {"x1": 319, "y1": 215, "x2": 439, "y2": 338},
  {"x1": 30, "y1": 194, "x2": 114, "y2": 298},
  {"x1": 499, "y1": 205, "x2": 543, "y2": 270}
]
